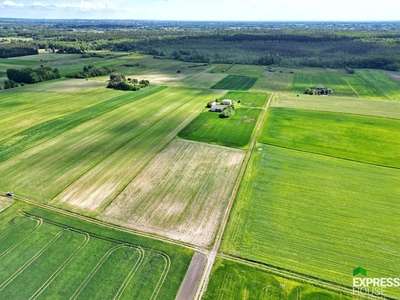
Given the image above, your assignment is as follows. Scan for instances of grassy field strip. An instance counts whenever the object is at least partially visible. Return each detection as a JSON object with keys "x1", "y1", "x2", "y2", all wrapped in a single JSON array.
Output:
[
  {"x1": 0, "y1": 218, "x2": 42, "y2": 260},
  {"x1": 51, "y1": 89, "x2": 219, "y2": 214},
  {"x1": 178, "y1": 72, "x2": 227, "y2": 89},
  {"x1": 0, "y1": 215, "x2": 39, "y2": 240},
  {"x1": 149, "y1": 253, "x2": 172, "y2": 300},
  {"x1": 100, "y1": 138, "x2": 245, "y2": 247},
  {"x1": 259, "y1": 107, "x2": 400, "y2": 168},
  {"x1": 0, "y1": 87, "x2": 201, "y2": 201},
  {"x1": 271, "y1": 93, "x2": 400, "y2": 120},
  {"x1": 29, "y1": 232, "x2": 90, "y2": 300},
  {"x1": 0, "y1": 228, "x2": 65, "y2": 292},
  {"x1": 342, "y1": 70, "x2": 400, "y2": 100},
  {"x1": 251, "y1": 71, "x2": 294, "y2": 92},
  {"x1": 222, "y1": 144, "x2": 400, "y2": 298},
  {"x1": 226, "y1": 64, "x2": 266, "y2": 77},
  {"x1": 219, "y1": 91, "x2": 268, "y2": 108},
  {"x1": 0, "y1": 86, "x2": 164, "y2": 163},
  {"x1": 211, "y1": 75, "x2": 258, "y2": 90}
]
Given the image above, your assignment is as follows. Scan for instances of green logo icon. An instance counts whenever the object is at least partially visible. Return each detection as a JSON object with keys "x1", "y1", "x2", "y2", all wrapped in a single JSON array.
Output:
[{"x1": 353, "y1": 267, "x2": 367, "y2": 277}]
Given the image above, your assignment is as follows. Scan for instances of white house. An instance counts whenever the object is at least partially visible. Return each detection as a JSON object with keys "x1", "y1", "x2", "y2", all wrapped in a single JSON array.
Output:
[
  {"x1": 220, "y1": 99, "x2": 232, "y2": 105},
  {"x1": 210, "y1": 104, "x2": 226, "y2": 112}
]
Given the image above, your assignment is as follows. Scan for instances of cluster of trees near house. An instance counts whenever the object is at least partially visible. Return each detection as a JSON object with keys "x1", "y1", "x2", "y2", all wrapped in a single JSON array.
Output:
[
  {"x1": 304, "y1": 86, "x2": 333, "y2": 95},
  {"x1": 6, "y1": 66, "x2": 60, "y2": 85},
  {"x1": 106, "y1": 74, "x2": 150, "y2": 91},
  {"x1": 66, "y1": 65, "x2": 114, "y2": 79},
  {"x1": 219, "y1": 104, "x2": 235, "y2": 118}
]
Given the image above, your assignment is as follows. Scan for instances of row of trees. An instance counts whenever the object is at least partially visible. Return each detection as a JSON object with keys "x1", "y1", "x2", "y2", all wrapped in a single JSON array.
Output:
[
  {"x1": 6, "y1": 67, "x2": 61, "y2": 84},
  {"x1": 0, "y1": 44, "x2": 38, "y2": 58},
  {"x1": 106, "y1": 74, "x2": 150, "y2": 91},
  {"x1": 66, "y1": 65, "x2": 114, "y2": 79}
]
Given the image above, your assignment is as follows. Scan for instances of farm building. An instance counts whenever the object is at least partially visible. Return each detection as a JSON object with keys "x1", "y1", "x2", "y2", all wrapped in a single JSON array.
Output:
[
  {"x1": 220, "y1": 99, "x2": 232, "y2": 105},
  {"x1": 210, "y1": 104, "x2": 227, "y2": 112}
]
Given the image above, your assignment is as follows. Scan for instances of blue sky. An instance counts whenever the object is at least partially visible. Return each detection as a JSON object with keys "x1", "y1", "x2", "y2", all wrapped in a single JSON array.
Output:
[{"x1": 0, "y1": 0, "x2": 399, "y2": 21}]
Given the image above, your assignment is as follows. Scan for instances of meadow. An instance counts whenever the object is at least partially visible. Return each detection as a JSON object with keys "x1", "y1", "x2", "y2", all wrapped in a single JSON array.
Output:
[
  {"x1": 211, "y1": 75, "x2": 258, "y2": 90},
  {"x1": 221, "y1": 144, "x2": 400, "y2": 298},
  {"x1": 0, "y1": 201, "x2": 193, "y2": 300},
  {"x1": 259, "y1": 107, "x2": 400, "y2": 168}
]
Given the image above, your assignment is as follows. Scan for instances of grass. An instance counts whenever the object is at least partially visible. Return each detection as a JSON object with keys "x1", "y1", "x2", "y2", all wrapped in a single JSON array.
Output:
[
  {"x1": 0, "y1": 201, "x2": 193, "y2": 300},
  {"x1": 252, "y1": 70, "x2": 295, "y2": 92},
  {"x1": 271, "y1": 92, "x2": 400, "y2": 120},
  {"x1": 219, "y1": 91, "x2": 269, "y2": 108},
  {"x1": 259, "y1": 107, "x2": 400, "y2": 168},
  {"x1": 221, "y1": 144, "x2": 400, "y2": 298},
  {"x1": 100, "y1": 139, "x2": 245, "y2": 248},
  {"x1": 203, "y1": 259, "x2": 354, "y2": 300},
  {"x1": 226, "y1": 64, "x2": 266, "y2": 77},
  {"x1": 178, "y1": 107, "x2": 261, "y2": 149},
  {"x1": 211, "y1": 75, "x2": 258, "y2": 90}
]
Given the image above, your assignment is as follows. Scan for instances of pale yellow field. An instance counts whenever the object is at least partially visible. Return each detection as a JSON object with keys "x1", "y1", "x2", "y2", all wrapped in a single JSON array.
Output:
[{"x1": 100, "y1": 139, "x2": 245, "y2": 248}]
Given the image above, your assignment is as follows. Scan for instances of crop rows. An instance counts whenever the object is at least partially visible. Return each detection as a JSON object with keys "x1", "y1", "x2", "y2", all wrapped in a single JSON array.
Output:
[
  {"x1": 211, "y1": 75, "x2": 258, "y2": 90},
  {"x1": 0, "y1": 213, "x2": 175, "y2": 300},
  {"x1": 222, "y1": 144, "x2": 400, "y2": 298}
]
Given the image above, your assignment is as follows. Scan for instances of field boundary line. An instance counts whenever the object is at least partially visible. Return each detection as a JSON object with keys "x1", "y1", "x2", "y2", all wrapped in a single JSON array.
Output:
[
  {"x1": 113, "y1": 246, "x2": 145, "y2": 300},
  {"x1": 260, "y1": 142, "x2": 400, "y2": 170},
  {"x1": 29, "y1": 231, "x2": 90, "y2": 300},
  {"x1": 194, "y1": 93, "x2": 275, "y2": 300},
  {"x1": 0, "y1": 228, "x2": 65, "y2": 292},
  {"x1": 70, "y1": 244, "x2": 127, "y2": 300},
  {"x1": 0, "y1": 217, "x2": 42, "y2": 260},
  {"x1": 218, "y1": 253, "x2": 395, "y2": 300}
]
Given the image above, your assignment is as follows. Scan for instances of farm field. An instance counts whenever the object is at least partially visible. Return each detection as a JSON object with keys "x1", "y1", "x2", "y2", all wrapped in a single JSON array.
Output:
[
  {"x1": 220, "y1": 91, "x2": 268, "y2": 108},
  {"x1": 259, "y1": 107, "x2": 400, "y2": 168},
  {"x1": 100, "y1": 138, "x2": 245, "y2": 248},
  {"x1": 0, "y1": 85, "x2": 218, "y2": 203},
  {"x1": 221, "y1": 144, "x2": 400, "y2": 298},
  {"x1": 211, "y1": 74, "x2": 258, "y2": 90},
  {"x1": 203, "y1": 258, "x2": 354, "y2": 300},
  {"x1": 0, "y1": 201, "x2": 193, "y2": 300},
  {"x1": 178, "y1": 107, "x2": 261, "y2": 149},
  {"x1": 271, "y1": 92, "x2": 400, "y2": 119}
]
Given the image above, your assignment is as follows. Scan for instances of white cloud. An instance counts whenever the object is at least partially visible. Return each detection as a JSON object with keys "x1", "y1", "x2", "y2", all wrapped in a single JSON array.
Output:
[
  {"x1": 55, "y1": 0, "x2": 118, "y2": 11},
  {"x1": 29, "y1": 2, "x2": 45, "y2": 7},
  {"x1": 0, "y1": 0, "x2": 24, "y2": 7}
]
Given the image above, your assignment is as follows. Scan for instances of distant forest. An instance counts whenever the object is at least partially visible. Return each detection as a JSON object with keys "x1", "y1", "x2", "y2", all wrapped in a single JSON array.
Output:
[{"x1": 1, "y1": 19, "x2": 400, "y2": 70}]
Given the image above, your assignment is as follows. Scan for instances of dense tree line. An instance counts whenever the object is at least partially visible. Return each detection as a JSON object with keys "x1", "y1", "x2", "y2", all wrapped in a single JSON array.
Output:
[
  {"x1": 6, "y1": 66, "x2": 60, "y2": 84},
  {"x1": 0, "y1": 44, "x2": 38, "y2": 58},
  {"x1": 66, "y1": 65, "x2": 114, "y2": 79}
]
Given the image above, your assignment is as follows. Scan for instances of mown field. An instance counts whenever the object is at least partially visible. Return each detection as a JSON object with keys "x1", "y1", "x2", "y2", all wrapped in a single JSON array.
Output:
[
  {"x1": 259, "y1": 107, "x2": 400, "y2": 168},
  {"x1": 0, "y1": 200, "x2": 193, "y2": 300},
  {"x1": 100, "y1": 139, "x2": 245, "y2": 248},
  {"x1": 211, "y1": 75, "x2": 258, "y2": 90},
  {"x1": 203, "y1": 259, "x2": 354, "y2": 300},
  {"x1": 222, "y1": 144, "x2": 400, "y2": 298}
]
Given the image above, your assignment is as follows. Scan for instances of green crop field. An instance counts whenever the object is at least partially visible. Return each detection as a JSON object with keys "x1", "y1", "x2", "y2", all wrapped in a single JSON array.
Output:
[
  {"x1": 219, "y1": 91, "x2": 269, "y2": 108},
  {"x1": 211, "y1": 75, "x2": 258, "y2": 90},
  {"x1": 271, "y1": 93, "x2": 400, "y2": 119},
  {"x1": 259, "y1": 107, "x2": 400, "y2": 168},
  {"x1": 178, "y1": 107, "x2": 261, "y2": 149},
  {"x1": 203, "y1": 259, "x2": 354, "y2": 300},
  {"x1": 251, "y1": 70, "x2": 295, "y2": 92},
  {"x1": 0, "y1": 201, "x2": 193, "y2": 300},
  {"x1": 222, "y1": 144, "x2": 400, "y2": 298}
]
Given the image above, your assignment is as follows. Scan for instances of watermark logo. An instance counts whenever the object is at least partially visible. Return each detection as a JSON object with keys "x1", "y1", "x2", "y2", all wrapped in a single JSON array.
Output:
[{"x1": 352, "y1": 267, "x2": 400, "y2": 298}]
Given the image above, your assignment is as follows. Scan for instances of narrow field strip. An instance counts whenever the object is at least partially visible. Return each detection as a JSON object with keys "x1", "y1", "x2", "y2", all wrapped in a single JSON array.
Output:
[
  {"x1": 149, "y1": 251, "x2": 172, "y2": 300},
  {"x1": 0, "y1": 215, "x2": 39, "y2": 240}
]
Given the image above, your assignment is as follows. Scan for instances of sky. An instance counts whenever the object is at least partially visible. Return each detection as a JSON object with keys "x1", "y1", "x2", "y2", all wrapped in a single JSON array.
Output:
[{"x1": 0, "y1": 0, "x2": 399, "y2": 21}]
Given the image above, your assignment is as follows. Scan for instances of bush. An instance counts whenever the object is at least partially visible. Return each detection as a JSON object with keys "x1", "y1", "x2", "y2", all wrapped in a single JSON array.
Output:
[{"x1": 219, "y1": 104, "x2": 235, "y2": 118}]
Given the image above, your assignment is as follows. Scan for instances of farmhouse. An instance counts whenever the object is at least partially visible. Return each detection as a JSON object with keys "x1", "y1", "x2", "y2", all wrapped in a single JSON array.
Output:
[{"x1": 210, "y1": 99, "x2": 233, "y2": 112}]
